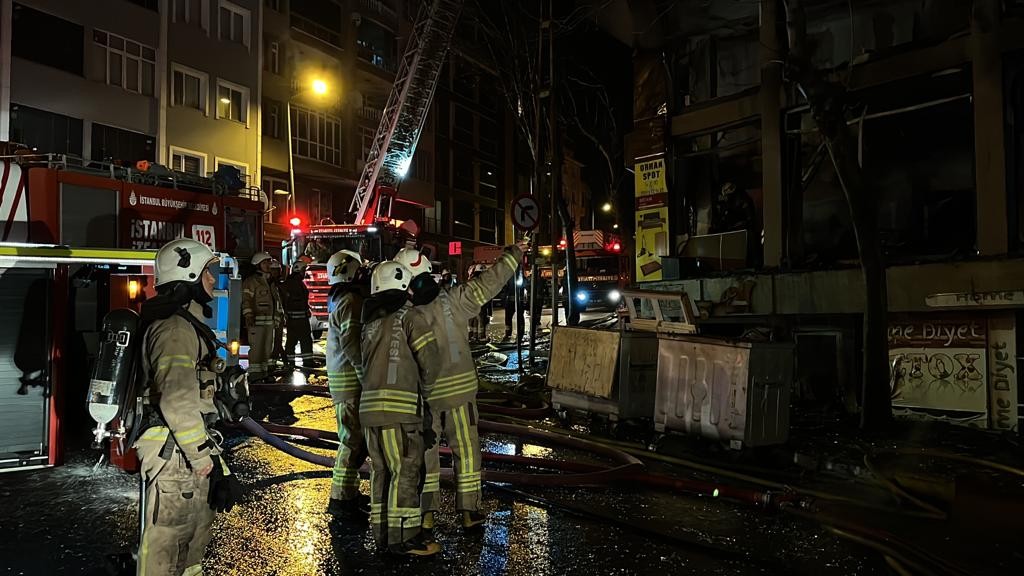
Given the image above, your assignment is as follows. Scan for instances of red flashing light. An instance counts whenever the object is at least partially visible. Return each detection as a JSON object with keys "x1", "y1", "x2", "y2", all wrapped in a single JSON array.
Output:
[
  {"x1": 558, "y1": 239, "x2": 567, "y2": 249},
  {"x1": 611, "y1": 242, "x2": 622, "y2": 252},
  {"x1": 289, "y1": 216, "x2": 302, "y2": 227}
]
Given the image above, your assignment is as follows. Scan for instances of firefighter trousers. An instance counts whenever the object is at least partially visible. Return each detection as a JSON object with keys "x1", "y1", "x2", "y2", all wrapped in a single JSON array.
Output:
[
  {"x1": 285, "y1": 316, "x2": 313, "y2": 363},
  {"x1": 365, "y1": 423, "x2": 425, "y2": 547},
  {"x1": 421, "y1": 400, "x2": 482, "y2": 513},
  {"x1": 331, "y1": 400, "x2": 368, "y2": 501},
  {"x1": 136, "y1": 442, "x2": 214, "y2": 576},
  {"x1": 246, "y1": 325, "x2": 275, "y2": 380}
]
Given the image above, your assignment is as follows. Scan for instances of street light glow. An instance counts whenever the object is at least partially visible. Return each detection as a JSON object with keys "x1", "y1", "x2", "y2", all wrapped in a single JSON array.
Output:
[
  {"x1": 397, "y1": 157, "x2": 412, "y2": 177},
  {"x1": 312, "y1": 78, "x2": 328, "y2": 95},
  {"x1": 602, "y1": 202, "x2": 612, "y2": 212}
]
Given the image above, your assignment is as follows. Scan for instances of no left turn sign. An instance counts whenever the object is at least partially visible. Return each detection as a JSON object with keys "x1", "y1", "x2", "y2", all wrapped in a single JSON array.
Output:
[{"x1": 511, "y1": 193, "x2": 540, "y2": 231}]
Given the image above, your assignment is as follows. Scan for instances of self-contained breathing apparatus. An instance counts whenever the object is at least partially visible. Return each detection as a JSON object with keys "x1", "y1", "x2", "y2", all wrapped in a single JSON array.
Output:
[{"x1": 86, "y1": 308, "x2": 251, "y2": 459}]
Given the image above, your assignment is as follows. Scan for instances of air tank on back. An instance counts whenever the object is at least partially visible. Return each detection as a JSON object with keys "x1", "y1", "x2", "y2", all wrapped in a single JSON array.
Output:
[{"x1": 87, "y1": 308, "x2": 141, "y2": 446}]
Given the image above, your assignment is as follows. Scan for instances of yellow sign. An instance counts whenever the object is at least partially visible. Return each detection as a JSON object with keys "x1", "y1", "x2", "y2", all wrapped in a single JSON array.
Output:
[
  {"x1": 634, "y1": 156, "x2": 669, "y2": 281},
  {"x1": 635, "y1": 158, "x2": 667, "y2": 197}
]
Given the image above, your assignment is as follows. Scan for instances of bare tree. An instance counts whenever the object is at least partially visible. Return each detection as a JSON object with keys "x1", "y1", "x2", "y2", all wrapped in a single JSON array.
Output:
[{"x1": 783, "y1": 0, "x2": 891, "y2": 429}]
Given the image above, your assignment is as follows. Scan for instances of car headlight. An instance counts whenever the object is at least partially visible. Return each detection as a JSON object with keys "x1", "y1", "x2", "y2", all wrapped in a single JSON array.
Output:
[
  {"x1": 575, "y1": 290, "x2": 588, "y2": 302},
  {"x1": 609, "y1": 289, "x2": 621, "y2": 303}
]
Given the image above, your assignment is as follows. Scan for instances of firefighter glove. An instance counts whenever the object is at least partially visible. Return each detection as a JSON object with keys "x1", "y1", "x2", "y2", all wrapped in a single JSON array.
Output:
[{"x1": 207, "y1": 455, "x2": 242, "y2": 513}]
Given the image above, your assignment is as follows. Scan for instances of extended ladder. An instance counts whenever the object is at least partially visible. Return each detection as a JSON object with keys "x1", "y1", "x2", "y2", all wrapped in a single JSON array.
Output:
[{"x1": 348, "y1": 0, "x2": 464, "y2": 224}]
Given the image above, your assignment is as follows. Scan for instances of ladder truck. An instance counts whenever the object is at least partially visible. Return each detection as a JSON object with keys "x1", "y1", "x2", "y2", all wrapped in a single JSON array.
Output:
[{"x1": 295, "y1": 0, "x2": 464, "y2": 336}]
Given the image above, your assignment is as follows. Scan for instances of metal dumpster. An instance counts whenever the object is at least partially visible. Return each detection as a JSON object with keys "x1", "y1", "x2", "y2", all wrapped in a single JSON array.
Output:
[{"x1": 654, "y1": 335, "x2": 793, "y2": 447}]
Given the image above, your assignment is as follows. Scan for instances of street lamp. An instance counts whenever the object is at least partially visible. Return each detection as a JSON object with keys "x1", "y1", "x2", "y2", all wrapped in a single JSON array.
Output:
[
  {"x1": 601, "y1": 202, "x2": 612, "y2": 212},
  {"x1": 286, "y1": 77, "x2": 330, "y2": 215}
]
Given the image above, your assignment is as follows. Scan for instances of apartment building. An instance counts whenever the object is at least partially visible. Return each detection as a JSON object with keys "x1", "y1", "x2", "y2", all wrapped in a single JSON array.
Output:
[
  {"x1": 623, "y1": 0, "x2": 1023, "y2": 432},
  {"x1": 0, "y1": 0, "x2": 261, "y2": 184}
]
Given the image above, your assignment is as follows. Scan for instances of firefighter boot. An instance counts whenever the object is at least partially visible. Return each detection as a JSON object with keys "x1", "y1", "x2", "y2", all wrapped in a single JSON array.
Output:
[
  {"x1": 462, "y1": 510, "x2": 487, "y2": 529},
  {"x1": 327, "y1": 494, "x2": 371, "y2": 521},
  {"x1": 389, "y1": 532, "x2": 442, "y2": 557}
]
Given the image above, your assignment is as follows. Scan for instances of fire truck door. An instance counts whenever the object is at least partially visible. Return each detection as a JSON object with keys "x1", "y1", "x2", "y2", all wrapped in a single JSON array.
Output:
[{"x1": 0, "y1": 268, "x2": 52, "y2": 471}]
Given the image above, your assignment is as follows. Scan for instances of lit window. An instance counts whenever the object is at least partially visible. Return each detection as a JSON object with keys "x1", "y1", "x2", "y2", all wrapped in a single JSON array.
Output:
[{"x1": 216, "y1": 81, "x2": 249, "y2": 124}]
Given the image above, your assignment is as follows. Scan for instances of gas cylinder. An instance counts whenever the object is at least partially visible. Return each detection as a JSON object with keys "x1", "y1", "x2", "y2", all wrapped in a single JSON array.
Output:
[{"x1": 87, "y1": 309, "x2": 141, "y2": 444}]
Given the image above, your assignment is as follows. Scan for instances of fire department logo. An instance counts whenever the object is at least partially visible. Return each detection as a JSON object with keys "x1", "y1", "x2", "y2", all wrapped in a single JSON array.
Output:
[
  {"x1": 129, "y1": 190, "x2": 137, "y2": 206},
  {"x1": 212, "y1": 203, "x2": 218, "y2": 215}
]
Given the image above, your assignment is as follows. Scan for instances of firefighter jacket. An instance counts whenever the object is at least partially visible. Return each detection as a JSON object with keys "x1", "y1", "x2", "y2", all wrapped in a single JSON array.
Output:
[
  {"x1": 282, "y1": 272, "x2": 310, "y2": 320},
  {"x1": 137, "y1": 302, "x2": 221, "y2": 470},
  {"x1": 359, "y1": 301, "x2": 440, "y2": 428},
  {"x1": 410, "y1": 246, "x2": 521, "y2": 411},
  {"x1": 327, "y1": 289, "x2": 364, "y2": 403},
  {"x1": 241, "y1": 272, "x2": 282, "y2": 328}
]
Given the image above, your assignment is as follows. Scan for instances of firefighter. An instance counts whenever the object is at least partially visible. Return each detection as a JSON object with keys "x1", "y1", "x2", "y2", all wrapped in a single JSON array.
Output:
[
  {"x1": 270, "y1": 259, "x2": 287, "y2": 364},
  {"x1": 282, "y1": 255, "x2": 315, "y2": 366},
  {"x1": 325, "y1": 250, "x2": 370, "y2": 518},
  {"x1": 395, "y1": 239, "x2": 526, "y2": 532},
  {"x1": 360, "y1": 261, "x2": 442, "y2": 556},
  {"x1": 135, "y1": 238, "x2": 241, "y2": 576},
  {"x1": 242, "y1": 252, "x2": 279, "y2": 382},
  {"x1": 502, "y1": 271, "x2": 525, "y2": 342}
]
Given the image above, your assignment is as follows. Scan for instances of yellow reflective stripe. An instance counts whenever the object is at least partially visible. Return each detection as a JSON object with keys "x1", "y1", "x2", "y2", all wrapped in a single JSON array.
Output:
[
  {"x1": 139, "y1": 426, "x2": 169, "y2": 441},
  {"x1": 436, "y1": 370, "x2": 478, "y2": 384},
  {"x1": 175, "y1": 424, "x2": 207, "y2": 445},
  {"x1": 423, "y1": 471, "x2": 441, "y2": 493},
  {"x1": 500, "y1": 252, "x2": 518, "y2": 269},
  {"x1": 429, "y1": 380, "x2": 478, "y2": 400},
  {"x1": 412, "y1": 333, "x2": 436, "y2": 352},
  {"x1": 361, "y1": 389, "x2": 418, "y2": 403},
  {"x1": 469, "y1": 282, "x2": 486, "y2": 305},
  {"x1": 360, "y1": 401, "x2": 419, "y2": 415},
  {"x1": 384, "y1": 428, "x2": 401, "y2": 522}
]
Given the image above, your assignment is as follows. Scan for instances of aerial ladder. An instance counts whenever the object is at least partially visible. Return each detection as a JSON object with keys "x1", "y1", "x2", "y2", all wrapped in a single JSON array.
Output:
[{"x1": 348, "y1": 0, "x2": 464, "y2": 224}]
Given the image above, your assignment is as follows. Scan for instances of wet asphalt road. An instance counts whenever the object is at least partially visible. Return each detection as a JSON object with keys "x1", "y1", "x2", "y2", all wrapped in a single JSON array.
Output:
[{"x1": 0, "y1": 390, "x2": 884, "y2": 576}]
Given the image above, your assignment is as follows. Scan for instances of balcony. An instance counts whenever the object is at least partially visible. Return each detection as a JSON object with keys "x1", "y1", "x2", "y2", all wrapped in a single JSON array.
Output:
[
  {"x1": 357, "y1": 0, "x2": 398, "y2": 27},
  {"x1": 356, "y1": 43, "x2": 397, "y2": 74},
  {"x1": 357, "y1": 104, "x2": 383, "y2": 123},
  {"x1": 291, "y1": 13, "x2": 342, "y2": 48}
]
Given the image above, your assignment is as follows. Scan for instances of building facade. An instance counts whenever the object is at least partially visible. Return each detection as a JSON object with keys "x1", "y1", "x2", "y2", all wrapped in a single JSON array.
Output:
[
  {"x1": 0, "y1": 0, "x2": 261, "y2": 184},
  {"x1": 625, "y1": 0, "x2": 1023, "y2": 433}
]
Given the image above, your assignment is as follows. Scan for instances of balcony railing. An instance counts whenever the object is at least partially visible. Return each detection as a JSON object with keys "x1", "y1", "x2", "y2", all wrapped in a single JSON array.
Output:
[
  {"x1": 358, "y1": 0, "x2": 398, "y2": 24},
  {"x1": 356, "y1": 43, "x2": 397, "y2": 73},
  {"x1": 291, "y1": 13, "x2": 342, "y2": 48},
  {"x1": 358, "y1": 105, "x2": 383, "y2": 122}
]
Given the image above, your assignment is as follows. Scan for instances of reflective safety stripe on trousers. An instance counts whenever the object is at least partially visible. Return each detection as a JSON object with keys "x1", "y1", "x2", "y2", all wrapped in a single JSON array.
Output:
[
  {"x1": 450, "y1": 404, "x2": 481, "y2": 495},
  {"x1": 382, "y1": 427, "x2": 421, "y2": 529}
]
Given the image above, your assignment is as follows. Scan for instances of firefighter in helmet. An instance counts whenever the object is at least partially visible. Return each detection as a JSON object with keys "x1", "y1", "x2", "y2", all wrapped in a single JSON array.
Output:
[
  {"x1": 135, "y1": 238, "x2": 241, "y2": 576},
  {"x1": 269, "y1": 259, "x2": 287, "y2": 363},
  {"x1": 360, "y1": 261, "x2": 442, "y2": 556},
  {"x1": 395, "y1": 238, "x2": 527, "y2": 533},
  {"x1": 282, "y1": 255, "x2": 315, "y2": 366},
  {"x1": 324, "y1": 249, "x2": 370, "y2": 518},
  {"x1": 242, "y1": 252, "x2": 279, "y2": 382}
]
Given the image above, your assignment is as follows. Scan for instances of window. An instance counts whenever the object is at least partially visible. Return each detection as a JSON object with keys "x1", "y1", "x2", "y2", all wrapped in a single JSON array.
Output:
[
  {"x1": 265, "y1": 40, "x2": 280, "y2": 74},
  {"x1": 453, "y1": 201, "x2": 474, "y2": 240},
  {"x1": 478, "y1": 164, "x2": 498, "y2": 199},
  {"x1": 216, "y1": 158, "x2": 249, "y2": 181},
  {"x1": 173, "y1": 0, "x2": 207, "y2": 29},
  {"x1": 172, "y1": 65, "x2": 208, "y2": 112},
  {"x1": 219, "y1": 0, "x2": 250, "y2": 48},
  {"x1": 170, "y1": 147, "x2": 207, "y2": 175},
  {"x1": 263, "y1": 99, "x2": 281, "y2": 138},
  {"x1": 12, "y1": 4, "x2": 84, "y2": 76},
  {"x1": 479, "y1": 206, "x2": 498, "y2": 244},
  {"x1": 453, "y1": 105, "x2": 473, "y2": 145},
  {"x1": 91, "y1": 124, "x2": 155, "y2": 163},
  {"x1": 264, "y1": 0, "x2": 280, "y2": 11},
  {"x1": 9, "y1": 104, "x2": 83, "y2": 156},
  {"x1": 261, "y1": 175, "x2": 288, "y2": 222},
  {"x1": 292, "y1": 105, "x2": 343, "y2": 166},
  {"x1": 453, "y1": 154, "x2": 473, "y2": 191},
  {"x1": 360, "y1": 126, "x2": 375, "y2": 162},
  {"x1": 411, "y1": 150, "x2": 432, "y2": 181},
  {"x1": 216, "y1": 81, "x2": 249, "y2": 124},
  {"x1": 93, "y1": 30, "x2": 156, "y2": 96}
]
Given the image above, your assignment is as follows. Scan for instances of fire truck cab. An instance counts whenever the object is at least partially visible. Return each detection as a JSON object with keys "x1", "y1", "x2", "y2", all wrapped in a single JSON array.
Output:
[{"x1": 0, "y1": 151, "x2": 262, "y2": 472}]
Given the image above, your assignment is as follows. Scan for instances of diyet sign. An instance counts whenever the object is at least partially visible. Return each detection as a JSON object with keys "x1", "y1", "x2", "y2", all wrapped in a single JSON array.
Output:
[{"x1": 121, "y1": 187, "x2": 222, "y2": 250}]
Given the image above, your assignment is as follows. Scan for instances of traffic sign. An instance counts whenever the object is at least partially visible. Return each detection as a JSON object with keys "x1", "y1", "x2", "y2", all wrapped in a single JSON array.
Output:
[{"x1": 511, "y1": 193, "x2": 540, "y2": 231}]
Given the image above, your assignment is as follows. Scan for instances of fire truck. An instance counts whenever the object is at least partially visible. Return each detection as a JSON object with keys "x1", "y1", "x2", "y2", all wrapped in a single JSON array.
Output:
[
  {"x1": 285, "y1": 0, "x2": 465, "y2": 336},
  {"x1": 531, "y1": 230, "x2": 627, "y2": 311},
  {"x1": 0, "y1": 150, "x2": 262, "y2": 472}
]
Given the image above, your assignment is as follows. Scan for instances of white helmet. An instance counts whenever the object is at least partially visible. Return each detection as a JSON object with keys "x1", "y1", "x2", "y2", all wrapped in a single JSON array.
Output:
[
  {"x1": 155, "y1": 238, "x2": 218, "y2": 287},
  {"x1": 393, "y1": 248, "x2": 431, "y2": 277},
  {"x1": 327, "y1": 250, "x2": 362, "y2": 285},
  {"x1": 252, "y1": 252, "x2": 272, "y2": 266},
  {"x1": 371, "y1": 261, "x2": 412, "y2": 295}
]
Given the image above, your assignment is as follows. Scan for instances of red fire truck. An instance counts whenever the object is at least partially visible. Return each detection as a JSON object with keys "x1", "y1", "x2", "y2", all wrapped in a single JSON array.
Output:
[{"x1": 0, "y1": 151, "x2": 262, "y2": 472}]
